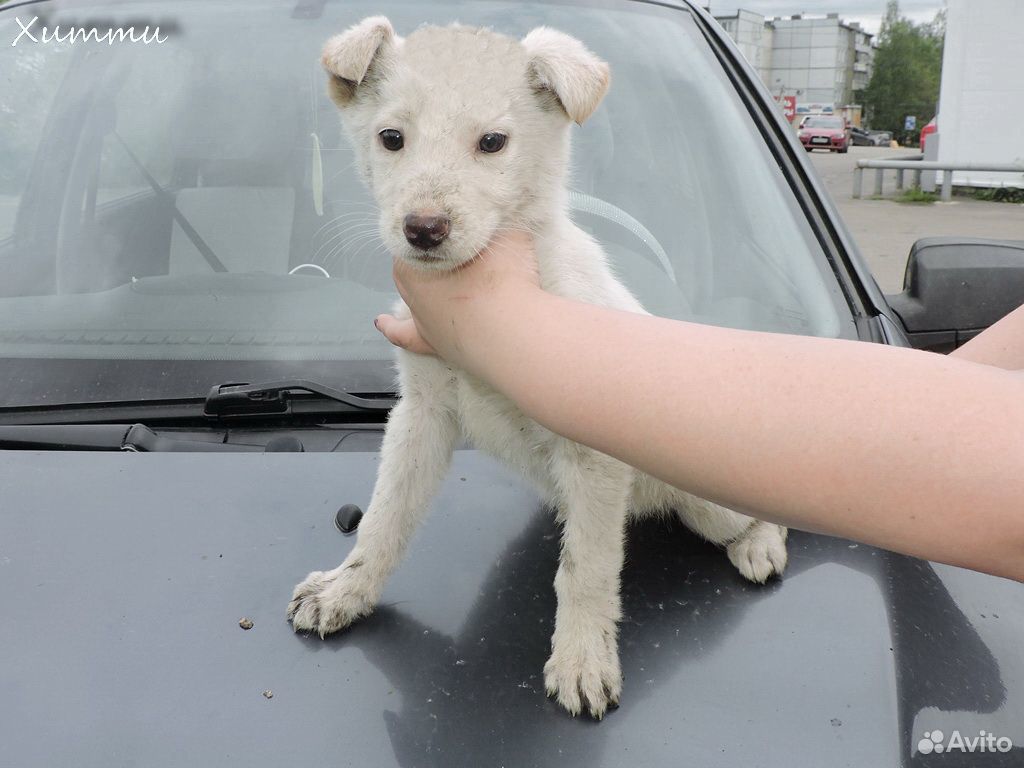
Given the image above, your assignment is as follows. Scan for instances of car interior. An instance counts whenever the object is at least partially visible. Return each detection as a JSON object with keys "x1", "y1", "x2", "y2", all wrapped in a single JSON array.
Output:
[{"x1": 0, "y1": 4, "x2": 850, "y2": 382}]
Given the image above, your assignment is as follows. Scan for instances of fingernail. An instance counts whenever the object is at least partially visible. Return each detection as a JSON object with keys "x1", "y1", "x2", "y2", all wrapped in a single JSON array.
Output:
[{"x1": 373, "y1": 317, "x2": 380, "y2": 330}]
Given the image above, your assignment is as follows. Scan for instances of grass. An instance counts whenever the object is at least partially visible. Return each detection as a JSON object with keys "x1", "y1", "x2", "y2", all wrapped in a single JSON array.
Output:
[
  {"x1": 960, "y1": 187, "x2": 1024, "y2": 204},
  {"x1": 894, "y1": 187, "x2": 938, "y2": 204},
  {"x1": 871, "y1": 186, "x2": 1023, "y2": 205}
]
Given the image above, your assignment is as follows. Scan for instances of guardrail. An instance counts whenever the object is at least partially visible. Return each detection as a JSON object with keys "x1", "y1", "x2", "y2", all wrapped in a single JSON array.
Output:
[{"x1": 853, "y1": 157, "x2": 1024, "y2": 201}]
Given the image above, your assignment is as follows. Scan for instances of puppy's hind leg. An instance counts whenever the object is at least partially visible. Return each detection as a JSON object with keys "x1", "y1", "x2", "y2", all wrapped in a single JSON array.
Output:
[
  {"x1": 288, "y1": 360, "x2": 459, "y2": 637},
  {"x1": 544, "y1": 441, "x2": 632, "y2": 719}
]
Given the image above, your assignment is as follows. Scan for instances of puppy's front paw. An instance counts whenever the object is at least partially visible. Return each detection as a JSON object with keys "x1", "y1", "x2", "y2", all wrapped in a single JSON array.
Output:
[
  {"x1": 286, "y1": 568, "x2": 375, "y2": 638},
  {"x1": 544, "y1": 626, "x2": 622, "y2": 719},
  {"x1": 727, "y1": 521, "x2": 788, "y2": 583}
]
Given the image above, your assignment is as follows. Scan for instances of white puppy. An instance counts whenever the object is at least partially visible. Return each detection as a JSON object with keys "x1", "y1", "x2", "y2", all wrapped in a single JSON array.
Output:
[{"x1": 288, "y1": 17, "x2": 788, "y2": 718}]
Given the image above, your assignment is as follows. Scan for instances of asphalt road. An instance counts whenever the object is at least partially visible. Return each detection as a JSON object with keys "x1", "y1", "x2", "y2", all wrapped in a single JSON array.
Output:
[{"x1": 807, "y1": 145, "x2": 1024, "y2": 294}]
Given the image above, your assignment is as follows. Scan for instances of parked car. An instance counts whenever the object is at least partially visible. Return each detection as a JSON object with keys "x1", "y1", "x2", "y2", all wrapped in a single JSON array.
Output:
[
  {"x1": 1, "y1": 1, "x2": 1021, "y2": 766},
  {"x1": 850, "y1": 126, "x2": 892, "y2": 147},
  {"x1": 799, "y1": 115, "x2": 850, "y2": 152},
  {"x1": 849, "y1": 126, "x2": 874, "y2": 146}
]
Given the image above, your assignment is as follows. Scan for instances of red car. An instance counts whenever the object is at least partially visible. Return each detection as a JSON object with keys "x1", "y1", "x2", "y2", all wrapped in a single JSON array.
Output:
[
  {"x1": 920, "y1": 117, "x2": 937, "y2": 151},
  {"x1": 798, "y1": 116, "x2": 850, "y2": 153}
]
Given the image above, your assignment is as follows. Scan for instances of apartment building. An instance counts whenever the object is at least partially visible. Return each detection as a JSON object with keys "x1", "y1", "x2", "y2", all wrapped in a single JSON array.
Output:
[
  {"x1": 714, "y1": 8, "x2": 774, "y2": 83},
  {"x1": 714, "y1": 10, "x2": 875, "y2": 114}
]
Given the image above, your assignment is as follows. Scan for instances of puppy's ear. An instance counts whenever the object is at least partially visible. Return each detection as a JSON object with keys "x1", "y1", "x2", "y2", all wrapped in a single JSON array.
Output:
[
  {"x1": 321, "y1": 16, "x2": 397, "y2": 106},
  {"x1": 521, "y1": 27, "x2": 610, "y2": 125}
]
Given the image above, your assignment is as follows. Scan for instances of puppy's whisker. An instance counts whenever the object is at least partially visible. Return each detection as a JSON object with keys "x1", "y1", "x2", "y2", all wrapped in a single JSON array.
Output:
[
  {"x1": 325, "y1": 236, "x2": 385, "y2": 273},
  {"x1": 311, "y1": 223, "x2": 378, "y2": 258},
  {"x1": 310, "y1": 224, "x2": 380, "y2": 264},
  {"x1": 322, "y1": 198, "x2": 375, "y2": 205},
  {"x1": 312, "y1": 214, "x2": 378, "y2": 241},
  {"x1": 311, "y1": 213, "x2": 376, "y2": 240},
  {"x1": 348, "y1": 244, "x2": 389, "y2": 285},
  {"x1": 327, "y1": 160, "x2": 361, "y2": 183},
  {"x1": 328, "y1": 226, "x2": 383, "y2": 260},
  {"x1": 324, "y1": 200, "x2": 378, "y2": 209},
  {"x1": 334, "y1": 225, "x2": 381, "y2": 250},
  {"x1": 314, "y1": 233, "x2": 379, "y2": 268},
  {"x1": 343, "y1": 235, "x2": 385, "y2": 269},
  {"x1": 332, "y1": 233, "x2": 379, "y2": 263}
]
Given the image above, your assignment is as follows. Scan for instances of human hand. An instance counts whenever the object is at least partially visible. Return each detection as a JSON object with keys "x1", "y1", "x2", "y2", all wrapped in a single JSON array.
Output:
[{"x1": 375, "y1": 230, "x2": 540, "y2": 363}]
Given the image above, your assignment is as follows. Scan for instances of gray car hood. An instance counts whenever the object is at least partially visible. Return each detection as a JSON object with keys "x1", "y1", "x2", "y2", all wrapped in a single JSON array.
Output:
[{"x1": 1, "y1": 451, "x2": 1021, "y2": 767}]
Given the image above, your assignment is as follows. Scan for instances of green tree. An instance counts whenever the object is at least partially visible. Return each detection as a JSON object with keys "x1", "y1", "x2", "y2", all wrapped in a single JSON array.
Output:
[{"x1": 861, "y1": 1, "x2": 944, "y2": 144}]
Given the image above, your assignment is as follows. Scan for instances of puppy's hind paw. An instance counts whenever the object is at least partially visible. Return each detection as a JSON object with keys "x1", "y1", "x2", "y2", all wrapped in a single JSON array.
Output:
[
  {"x1": 727, "y1": 521, "x2": 788, "y2": 584},
  {"x1": 286, "y1": 568, "x2": 375, "y2": 638},
  {"x1": 543, "y1": 632, "x2": 622, "y2": 719}
]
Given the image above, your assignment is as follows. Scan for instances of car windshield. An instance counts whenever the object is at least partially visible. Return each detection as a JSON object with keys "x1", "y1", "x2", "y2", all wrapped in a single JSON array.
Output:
[
  {"x1": 804, "y1": 117, "x2": 845, "y2": 129},
  {"x1": 0, "y1": 0, "x2": 854, "y2": 408}
]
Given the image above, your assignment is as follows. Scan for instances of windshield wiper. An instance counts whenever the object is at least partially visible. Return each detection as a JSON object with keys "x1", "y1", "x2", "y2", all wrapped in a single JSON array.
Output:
[
  {"x1": 204, "y1": 379, "x2": 394, "y2": 418},
  {"x1": 0, "y1": 380, "x2": 396, "y2": 426}
]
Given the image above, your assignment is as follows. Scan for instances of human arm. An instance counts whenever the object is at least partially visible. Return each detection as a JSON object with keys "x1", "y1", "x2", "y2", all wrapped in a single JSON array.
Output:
[
  {"x1": 376, "y1": 236, "x2": 1024, "y2": 582},
  {"x1": 950, "y1": 302, "x2": 1024, "y2": 370}
]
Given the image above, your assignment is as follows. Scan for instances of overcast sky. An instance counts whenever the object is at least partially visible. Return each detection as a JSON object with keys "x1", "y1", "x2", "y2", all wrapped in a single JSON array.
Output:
[{"x1": 705, "y1": 1, "x2": 945, "y2": 34}]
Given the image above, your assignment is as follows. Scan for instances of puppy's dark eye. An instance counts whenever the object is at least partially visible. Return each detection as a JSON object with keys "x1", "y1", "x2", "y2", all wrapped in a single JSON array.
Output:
[
  {"x1": 379, "y1": 128, "x2": 404, "y2": 151},
  {"x1": 478, "y1": 132, "x2": 507, "y2": 153}
]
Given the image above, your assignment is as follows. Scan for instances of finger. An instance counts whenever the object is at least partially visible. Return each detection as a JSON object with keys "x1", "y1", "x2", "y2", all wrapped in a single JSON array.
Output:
[{"x1": 374, "y1": 314, "x2": 436, "y2": 356}]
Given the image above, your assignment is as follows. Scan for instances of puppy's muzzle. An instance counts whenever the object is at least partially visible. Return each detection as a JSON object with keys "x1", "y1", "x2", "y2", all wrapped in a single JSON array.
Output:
[{"x1": 403, "y1": 212, "x2": 450, "y2": 250}]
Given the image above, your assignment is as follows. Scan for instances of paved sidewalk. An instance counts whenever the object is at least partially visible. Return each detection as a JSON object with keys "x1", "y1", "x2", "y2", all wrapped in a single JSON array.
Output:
[{"x1": 807, "y1": 146, "x2": 1024, "y2": 293}]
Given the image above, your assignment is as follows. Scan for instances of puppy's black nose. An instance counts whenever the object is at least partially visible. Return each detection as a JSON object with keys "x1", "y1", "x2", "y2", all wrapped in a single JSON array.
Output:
[{"x1": 403, "y1": 212, "x2": 450, "y2": 250}]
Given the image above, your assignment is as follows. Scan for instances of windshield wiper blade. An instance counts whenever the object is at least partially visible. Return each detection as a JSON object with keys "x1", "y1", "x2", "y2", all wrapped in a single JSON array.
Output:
[
  {"x1": 0, "y1": 423, "x2": 256, "y2": 452},
  {"x1": 0, "y1": 381, "x2": 396, "y2": 426},
  {"x1": 204, "y1": 379, "x2": 395, "y2": 418}
]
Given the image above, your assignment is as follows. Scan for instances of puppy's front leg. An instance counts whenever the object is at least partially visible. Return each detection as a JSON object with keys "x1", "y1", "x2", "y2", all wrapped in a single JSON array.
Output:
[
  {"x1": 544, "y1": 442, "x2": 632, "y2": 719},
  {"x1": 288, "y1": 378, "x2": 458, "y2": 637}
]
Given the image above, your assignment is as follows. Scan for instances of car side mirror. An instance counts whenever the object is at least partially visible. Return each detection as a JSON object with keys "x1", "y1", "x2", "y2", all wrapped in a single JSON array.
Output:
[{"x1": 885, "y1": 237, "x2": 1024, "y2": 353}]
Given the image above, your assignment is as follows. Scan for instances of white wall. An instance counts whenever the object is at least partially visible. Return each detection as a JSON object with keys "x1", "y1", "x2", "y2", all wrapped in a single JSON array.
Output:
[
  {"x1": 720, "y1": 10, "x2": 774, "y2": 83},
  {"x1": 937, "y1": 0, "x2": 1024, "y2": 188}
]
